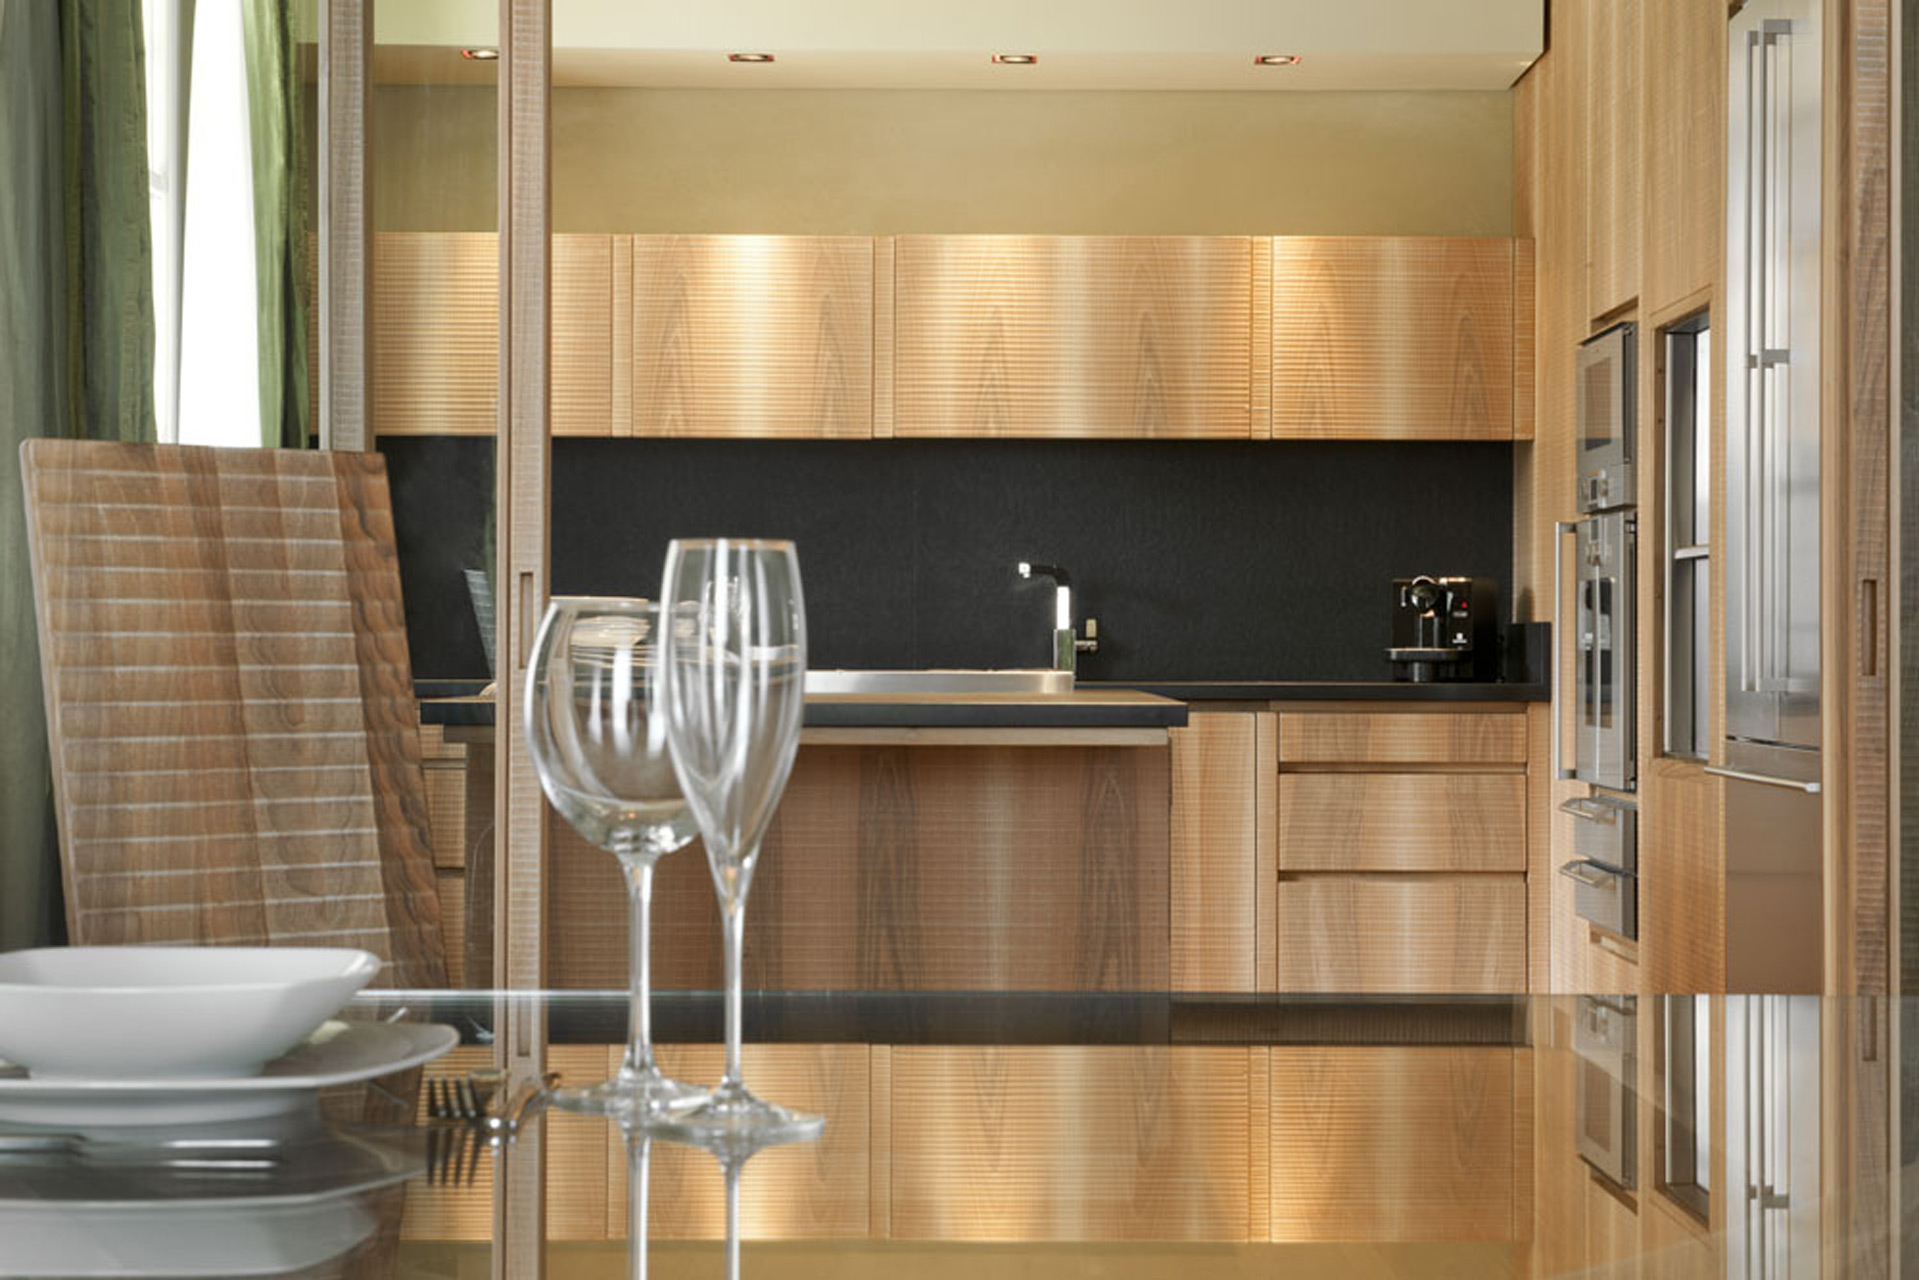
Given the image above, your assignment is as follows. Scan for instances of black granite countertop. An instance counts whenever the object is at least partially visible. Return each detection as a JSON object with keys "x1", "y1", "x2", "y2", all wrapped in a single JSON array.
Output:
[{"x1": 1082, "y1": 679, "x2": 1549, "y2": 703}]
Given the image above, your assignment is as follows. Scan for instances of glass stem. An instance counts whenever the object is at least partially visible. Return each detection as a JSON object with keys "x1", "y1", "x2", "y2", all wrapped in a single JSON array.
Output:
[
  {"x1": 628, "y1": 1135, "x2": 650, "y2": 1280},
  {"x1": 724, "y1": 1157, "x2": 743, "y2": 1280},
  {"x1": 620, "y1": 854, "x2": 656, "y2": 1077},
  {"x1": 721, "y1": 896, "x2": 746, "y2": 1092}
]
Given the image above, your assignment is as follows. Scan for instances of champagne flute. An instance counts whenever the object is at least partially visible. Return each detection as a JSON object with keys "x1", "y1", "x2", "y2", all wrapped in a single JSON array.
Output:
[
  {"x1": 525, "y1": 597, "x2": 705, "y2": 1117},
  {"x1": 651, "y1": 539, "x2": 821, "y2": 1144}
]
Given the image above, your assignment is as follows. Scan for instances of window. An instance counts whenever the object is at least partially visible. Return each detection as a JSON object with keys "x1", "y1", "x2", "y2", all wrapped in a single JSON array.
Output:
[
  {"x1": 1662, "y1": 316, "x2": 1711, "y2": 759},
  {"x1": 1656, "y1": 994, "x2": 1711, "y2": 1221}
]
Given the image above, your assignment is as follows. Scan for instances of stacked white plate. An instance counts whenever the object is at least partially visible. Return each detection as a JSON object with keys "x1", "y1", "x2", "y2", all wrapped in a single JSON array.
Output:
[{"x1": 0, "y1": 946, "x2": 457, "y2": 1125}]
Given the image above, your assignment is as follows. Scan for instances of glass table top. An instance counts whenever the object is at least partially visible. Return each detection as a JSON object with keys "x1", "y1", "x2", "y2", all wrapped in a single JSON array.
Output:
[{"x1": 0, "y1": 989, "x2": 1907, "y2": 1278}]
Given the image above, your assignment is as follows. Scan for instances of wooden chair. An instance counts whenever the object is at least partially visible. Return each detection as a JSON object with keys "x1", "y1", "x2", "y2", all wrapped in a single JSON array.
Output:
[{"x1": 18, "y1": 440, "x2": 447, "y2": 992}]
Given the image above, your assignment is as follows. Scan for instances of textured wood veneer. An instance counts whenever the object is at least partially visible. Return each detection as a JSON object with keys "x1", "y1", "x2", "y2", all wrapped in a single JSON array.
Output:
[
  {"x1": 1270, "y1": 237, "x2": 1516, "y2": 440},
  {"x1": 631, "y1": 234, "x2": 874, "y2": 438},
  {"x1": 893, "y1": 235, "x2": 1255, "y2": 438}
]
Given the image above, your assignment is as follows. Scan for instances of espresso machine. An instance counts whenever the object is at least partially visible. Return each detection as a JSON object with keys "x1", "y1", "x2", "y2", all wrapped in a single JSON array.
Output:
[{"x1": 1386, "y1": 575, "x2": 1497, "y2": 682}]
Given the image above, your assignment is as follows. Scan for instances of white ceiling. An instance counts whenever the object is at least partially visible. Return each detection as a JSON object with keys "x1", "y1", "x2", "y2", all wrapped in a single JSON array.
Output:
[{"x1": 365, "y1": 1, "x2": 1543, "y2": 92}]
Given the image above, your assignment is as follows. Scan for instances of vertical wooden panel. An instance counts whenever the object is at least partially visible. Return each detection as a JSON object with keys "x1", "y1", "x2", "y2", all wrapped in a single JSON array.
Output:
[
  {"x1": 318, "y1": 0, "x2": 372, "y2": 451},
  {"x1": 1526, "y1": 702, "x2": 1553, "y2": 993},
  {"x1": 872, "y1": 237, "x2": 895, "y2": 438},
  {"x1": 894, "y1": 236, "x2": 1254, "y2": 439},
  {"x1": 1254, "y1": 712, "x2": 1278, "y2": 993},
  {"x1": 1170, "y1": 712, "x2": 1257, "y2": 992},
  {"x1": 551, "y1": 234, "x2": 613, "y2": 437},
  {"x1": 1641, "y1": 0, "x2": 1724, "y2": 314},
  {"x1": 632, "y1": 235, "x2": 873, "y2": 438},
  {"x1": 1271, "y1": 237, "x2": 1515, "y2": 440},
  {"x1": 495, "y1": 2, "x2": 550, "y2": 1274},
  {"x1": 1513, "y1": 238, "x2": 1536, "y2": 440},
  {"x1": 1247, "y1": 1046, "x2": 1270, "y2": 1242},
  {"x1": 1586, "y1": 0, "x2": 1642, "y2": 319},
  {"x1": 1269, "y1": 1047, "x2": 1517, "y2": 1242},
  {"x1": 890, "y1": 1047, "x2": 1252, "y2": 1242}
]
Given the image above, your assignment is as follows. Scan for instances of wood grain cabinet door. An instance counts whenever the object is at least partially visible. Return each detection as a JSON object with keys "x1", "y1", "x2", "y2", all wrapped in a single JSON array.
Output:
[
  {"x1": 894, "y1": 235, "x2": 1255, "y2": 438},
  {"x1": 370, "y1": 233, "x2": 614, "y2": 437},
  {"x1": 1270, "y1": 236, "x2": 1518, "y2": 440},
  {"x1": 631, "y1": 234, "x2": 874, "y2": 438}
]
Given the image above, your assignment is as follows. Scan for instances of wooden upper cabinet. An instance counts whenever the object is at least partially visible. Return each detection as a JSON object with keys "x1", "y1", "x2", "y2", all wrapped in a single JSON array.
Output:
[
  {"x1": 892, "y1": 235, "x2": 1255, "y2": 439},
  {"x1": 1585, "y1": 0, "x2": 1641, "y2": 319},
  {"x1": 1269, "y1": 237, "x2": 1519, "y2": 440},
  {"x1": 1642, "y1": 0, "x2": 1724, "y2": 314},
  {"x1": 631, "y1": 235, "x2": 873, "y2": 438},
  {"x1": 370, "y1": 233, "x2": 613, "y2": 437}
]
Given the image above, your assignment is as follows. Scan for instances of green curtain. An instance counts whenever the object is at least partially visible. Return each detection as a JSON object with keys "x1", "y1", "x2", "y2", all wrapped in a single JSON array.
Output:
[
  {"x1": 0, "y1": 0, "x2": 157, "y2": 951},
  {"x1": 240, "y1": 0, "x2": 310, "y2": 449}
]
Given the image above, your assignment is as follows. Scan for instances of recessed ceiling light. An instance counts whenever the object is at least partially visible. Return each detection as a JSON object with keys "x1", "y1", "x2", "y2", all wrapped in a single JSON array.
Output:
[
  {"x1": 460, "y1": 47, "x2": 499, "y2": 61},
  {"x1": 728, "y1": 52, "x2": 776, "y2": 63},
  {"x1": 1254, "y1": 54, "x2": 1302, "y2": 67},
  {"x1": 991, "y1": 53, "x2": 1038, "y2": 65}
]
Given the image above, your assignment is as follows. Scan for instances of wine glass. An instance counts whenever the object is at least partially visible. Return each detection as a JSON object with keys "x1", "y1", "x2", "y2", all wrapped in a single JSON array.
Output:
[
  {"x1": 524, "y1": 597, "x2": 705, "y2": 1118},
  {"x1": 651, "y1": 539, "x2": 821, "y2": 1144}
]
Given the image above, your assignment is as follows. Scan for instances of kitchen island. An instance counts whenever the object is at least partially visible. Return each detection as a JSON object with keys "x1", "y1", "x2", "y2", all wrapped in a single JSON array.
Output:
[{"x1": 420, "y1": 682, "x2": 1548, "y2": 996}]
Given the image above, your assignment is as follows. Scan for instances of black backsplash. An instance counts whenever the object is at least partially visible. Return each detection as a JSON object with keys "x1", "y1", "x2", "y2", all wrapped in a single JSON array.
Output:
[{"x1": 381, "y1": 437, "x2": 1514, "y2": 682}]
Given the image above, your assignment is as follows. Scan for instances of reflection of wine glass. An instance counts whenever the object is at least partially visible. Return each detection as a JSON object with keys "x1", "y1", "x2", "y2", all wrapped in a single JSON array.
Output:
[
  {"x1": 525, "y1": 597, "x2": 704, "y2": 1117},
  {"x1": 652, "y1": 540, "x2": 821, "y2": 1145},
  {"x1": 625, "y1": 1107, "x2": 821, "y2": 1280}
]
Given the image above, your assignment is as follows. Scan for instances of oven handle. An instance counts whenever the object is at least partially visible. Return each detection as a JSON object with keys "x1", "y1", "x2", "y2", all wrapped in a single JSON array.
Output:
[
  {"x1": 1552, "y1": 520, "x2": 1580, "y2": 781},
  {"x1": 1559, "y1": 796, "x2": 1622, "y2": 824},
  {"x1": 1558, "y1": 859, "x2": 1626, "y2": 889},
  {"x1": 1703, "y1": 764, "x2": 1822, "y2": 794}
]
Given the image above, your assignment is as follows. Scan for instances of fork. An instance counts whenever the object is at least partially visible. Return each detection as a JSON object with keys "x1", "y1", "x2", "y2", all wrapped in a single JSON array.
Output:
[{"x1": 422, "y1": 1068, "x2": 559, "y2": 1186}]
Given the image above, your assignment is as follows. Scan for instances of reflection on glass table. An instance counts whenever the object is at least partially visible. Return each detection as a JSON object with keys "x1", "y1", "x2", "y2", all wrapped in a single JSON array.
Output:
[{"x1": 3, "y1": 991, "x2": 1903, "y2": 1279}]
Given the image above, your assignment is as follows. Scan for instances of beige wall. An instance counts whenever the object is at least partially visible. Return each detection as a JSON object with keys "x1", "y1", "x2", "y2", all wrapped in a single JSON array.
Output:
[{"x1": 374, "y1": 87, "x2": 1513, "y2": 236}]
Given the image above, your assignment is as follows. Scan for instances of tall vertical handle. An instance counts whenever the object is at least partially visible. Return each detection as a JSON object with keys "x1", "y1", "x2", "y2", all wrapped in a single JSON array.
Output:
[{"x1": 1552, "y1": 521, "x2": 1579, "y2": 781}]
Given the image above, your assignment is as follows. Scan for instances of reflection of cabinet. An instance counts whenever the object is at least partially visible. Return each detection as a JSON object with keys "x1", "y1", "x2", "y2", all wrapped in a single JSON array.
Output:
[
  {"x1": 1274, "y1": 706, "x2": 1529, "y2": 993},
  {"x1": 1270, "y1": 237, "x2": 1525, "y2": 440},
  {"x1": 894, "y1": 235, "x2": 1257, "y2": 438}
]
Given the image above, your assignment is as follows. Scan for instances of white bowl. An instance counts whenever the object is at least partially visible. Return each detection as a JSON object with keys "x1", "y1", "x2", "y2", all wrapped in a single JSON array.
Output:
[{"x1": 0, "y1": 947, "x2": 382, "y2": 1080}]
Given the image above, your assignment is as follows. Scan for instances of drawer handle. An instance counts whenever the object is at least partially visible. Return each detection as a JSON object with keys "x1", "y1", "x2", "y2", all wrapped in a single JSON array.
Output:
[
  {"x1": 1557, "y1": 859, "x2": 1624, "y2": 889},
  {"x1": 1703, "y1": 765, "x2": 1822, "y2": 794},
  {"x1": 1558, "y1": 797, "x2": 1623, "y2": 824}
]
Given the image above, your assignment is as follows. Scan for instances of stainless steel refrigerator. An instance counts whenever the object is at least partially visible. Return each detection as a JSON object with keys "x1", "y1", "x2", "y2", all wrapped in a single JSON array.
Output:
[{"x1": 1709, "y1": 0, "x2": 1823, "y2": 994}]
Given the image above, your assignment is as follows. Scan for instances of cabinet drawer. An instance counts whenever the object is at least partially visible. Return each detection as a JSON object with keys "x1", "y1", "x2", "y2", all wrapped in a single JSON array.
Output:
[
  {"x1": 1277, "y1": 711, "x2": 1526, "y2": 765},
  {"x1": 1275, "y1": 877, "x2": 1526, "y2": 993},
  {"x1": 1278, "y1": 774, "x2": 1525, "y2": 872}
]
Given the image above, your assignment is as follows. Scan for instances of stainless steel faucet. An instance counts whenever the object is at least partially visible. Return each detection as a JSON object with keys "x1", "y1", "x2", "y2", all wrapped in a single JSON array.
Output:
[{"x1": 1017, "y1": 562, "x2": 1099, "y2": 674}]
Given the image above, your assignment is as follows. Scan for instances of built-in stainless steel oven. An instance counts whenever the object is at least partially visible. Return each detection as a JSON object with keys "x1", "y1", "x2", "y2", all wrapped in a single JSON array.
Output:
[
  {"x1": 1555, "y1": 509, "x2": 1637, "y2": 793},
  {"x1": 1575, "y1": 994, "x2": 1637, "y2": 1190},
  {"x1": 1577, "y1": 322, "x2": 1637, "y2": 512}
]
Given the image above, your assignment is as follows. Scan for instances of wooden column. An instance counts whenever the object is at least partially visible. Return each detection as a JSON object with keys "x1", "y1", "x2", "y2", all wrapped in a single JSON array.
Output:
[
  {"x1": 317, "y1": 0, "x2": 372, "y2": 452},
  {"x1": 495, "y1": 0, "x2": 551, "y2": 1276},
  {"x1": 1821, "y1": 0, "x2": 1893, "y2": 1271}
]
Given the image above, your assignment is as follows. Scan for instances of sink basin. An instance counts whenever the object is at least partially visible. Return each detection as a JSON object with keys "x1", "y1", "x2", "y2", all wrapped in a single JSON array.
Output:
[{"x1": 804, "y1": 669, "x2": 1074, "y2": 696}]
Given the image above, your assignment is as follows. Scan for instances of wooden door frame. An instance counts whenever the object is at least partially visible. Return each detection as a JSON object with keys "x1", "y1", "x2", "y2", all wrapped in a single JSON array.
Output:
[{"x1": 317, "y1": 0, "x2": 373, "y2": 452}]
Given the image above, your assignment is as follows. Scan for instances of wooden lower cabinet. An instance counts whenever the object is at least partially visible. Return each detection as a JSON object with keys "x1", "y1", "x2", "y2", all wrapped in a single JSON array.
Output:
[
  {"x1": 1272, "y1": 705, "x2": 1533, "y2": 994},
  {"x1": 1275, "y1": 876, "x2": 1528, "y2": 994}
]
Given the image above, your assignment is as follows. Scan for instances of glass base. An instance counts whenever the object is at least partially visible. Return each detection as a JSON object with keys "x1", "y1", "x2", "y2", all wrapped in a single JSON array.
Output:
[
  {"x1": 641, "y1": 1083, "x2": 824, "y2": 1157},
  {"x1": 551, "y1": 1065, "x2": 707, "y2": 1120}
]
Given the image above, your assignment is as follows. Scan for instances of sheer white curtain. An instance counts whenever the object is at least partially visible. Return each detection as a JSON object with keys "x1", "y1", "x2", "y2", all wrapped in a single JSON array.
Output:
[{"x1": 146, "y1": 0, "x2": 264, "y2": 448}]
